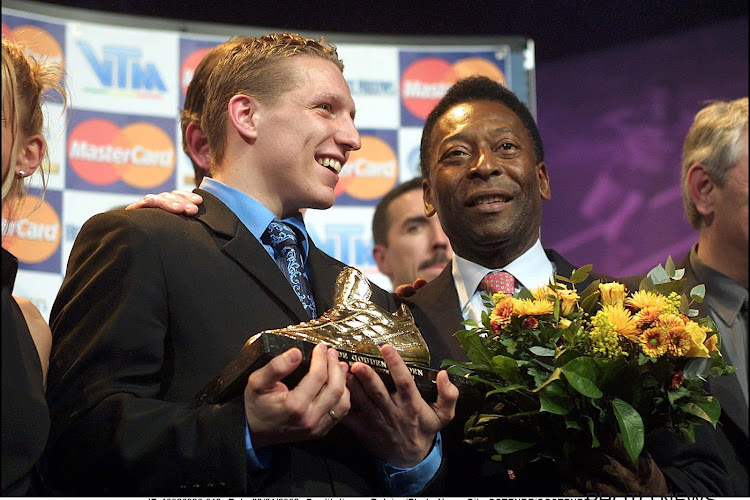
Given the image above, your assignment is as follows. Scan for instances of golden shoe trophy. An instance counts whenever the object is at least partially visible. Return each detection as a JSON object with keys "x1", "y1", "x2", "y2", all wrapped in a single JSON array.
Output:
[{"x1": 196, "y1": 267, "x2": 447, "y2": 405}]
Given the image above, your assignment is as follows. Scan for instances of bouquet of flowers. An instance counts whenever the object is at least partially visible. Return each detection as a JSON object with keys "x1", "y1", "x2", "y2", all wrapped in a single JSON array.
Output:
[{"x1": 448, "y1": 257, "x2": 735, "y2": 467}]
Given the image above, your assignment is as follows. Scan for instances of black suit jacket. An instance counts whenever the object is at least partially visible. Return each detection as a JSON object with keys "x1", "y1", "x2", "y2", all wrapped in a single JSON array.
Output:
[
  {"x1": 44, "y1": 191, "x2": 398, "y2": 495},
  {"x1": 665, "y1": 251, "x2": 748, "y2": 495}
]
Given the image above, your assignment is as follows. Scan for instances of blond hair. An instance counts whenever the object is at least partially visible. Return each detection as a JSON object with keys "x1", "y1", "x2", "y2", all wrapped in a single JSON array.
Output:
[
  {"x1": 2, "y1": 38, "x2": 67, "y2": 214},
  {"x1": 681, "y1": 97, "x2": 748, "y2": 228},
  {"x1": 201, "y1": 33, "x2": 344, "y2": 168}
]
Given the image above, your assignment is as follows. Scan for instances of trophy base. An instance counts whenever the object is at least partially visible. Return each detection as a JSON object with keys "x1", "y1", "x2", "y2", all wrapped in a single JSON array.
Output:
[{"x1": 195, "y1": 332, "x2": 480, "y2": 406}]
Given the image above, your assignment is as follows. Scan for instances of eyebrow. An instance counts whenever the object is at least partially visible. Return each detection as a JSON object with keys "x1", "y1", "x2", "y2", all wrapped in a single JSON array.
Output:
[
  {"x1": 315, "y1": 92, "x2": 356, "y2": 120},
  {"x1": 440, "y1": 126, "x2": 519, "y2": 146},
  {"x1": 399, "y1": 215, "x2": 429, "y2": 228}
]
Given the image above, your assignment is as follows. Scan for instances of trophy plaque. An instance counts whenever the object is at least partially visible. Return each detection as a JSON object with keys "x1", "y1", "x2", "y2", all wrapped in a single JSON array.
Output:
[{"x1": 195, "y1": 267, "x2": 478, "y2": 405}]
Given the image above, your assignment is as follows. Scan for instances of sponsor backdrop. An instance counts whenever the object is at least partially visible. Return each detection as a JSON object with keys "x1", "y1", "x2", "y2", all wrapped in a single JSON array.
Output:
[{"x1": 2, "y1": 5, "x2": 533, "y2": 318}]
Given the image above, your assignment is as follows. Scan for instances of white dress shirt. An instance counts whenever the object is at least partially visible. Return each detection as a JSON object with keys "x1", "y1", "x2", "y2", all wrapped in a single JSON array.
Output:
[{"x1": 452, "y1": 238, "x2": 555, "y2": 323}]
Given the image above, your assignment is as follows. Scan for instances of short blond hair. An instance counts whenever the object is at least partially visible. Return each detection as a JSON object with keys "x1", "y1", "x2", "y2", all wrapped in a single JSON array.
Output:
[
  {"x1": 2, "y1": 38, "x2": 66, "y2": 212},
  {"x1": 201, "y1": 33, "x2": 344, "y2": 168},
  {"x1": 681, "y1": 97, "x2": 748, "y2": 228}
]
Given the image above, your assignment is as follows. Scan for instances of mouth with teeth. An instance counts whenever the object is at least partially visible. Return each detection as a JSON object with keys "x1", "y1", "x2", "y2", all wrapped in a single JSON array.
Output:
[
  {"x1": 317, "y1": 157, "x2": 343, "y2": 175},
  {"x1": 469, "y1": 194, "x2": 511, "y2": 206}
]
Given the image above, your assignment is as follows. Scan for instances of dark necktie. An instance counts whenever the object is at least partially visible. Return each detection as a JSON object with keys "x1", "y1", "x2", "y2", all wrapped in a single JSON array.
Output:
[
  {"x1": 480, "y1": 270, "x2": 517, "y2": 295},
  {"x1": 262, "y1": 221, "x2": 317, "y2": 318}
]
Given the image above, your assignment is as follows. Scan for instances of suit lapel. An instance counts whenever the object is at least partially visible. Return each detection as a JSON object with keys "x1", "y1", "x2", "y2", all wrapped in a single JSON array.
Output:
[
  {"x1": 307, "y1": 242, "x2": 342, "y2": 313},
  {"x1": 194, "y1": 189, "x2": 311, "y2": 323}
]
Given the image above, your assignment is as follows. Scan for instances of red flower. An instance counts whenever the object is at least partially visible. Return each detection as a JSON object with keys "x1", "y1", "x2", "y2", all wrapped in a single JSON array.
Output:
[
  {"x1": 670, "y1": 370, "x2": 685, "y2": 389},
  {"x1": 524, "y1": 316, "x2": 539, "y2": 329}
]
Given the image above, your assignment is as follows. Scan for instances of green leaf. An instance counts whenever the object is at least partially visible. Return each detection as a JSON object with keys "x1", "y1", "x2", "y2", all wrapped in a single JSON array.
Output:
[
  {"x1": 491, "y1": 355, "x2": 520, "y2": 380},
  {"x1": 455, "y1": 329, "x2": 494, "y2": 367},
  {"x1": 652, "y1": 277, "x2": 687, "y2": 295},
  {"x1": 585, "y1": 416, "x2": 600, "y2": 447},
  {"x1": 639, "y1": 275, "x2": 654, "y2": 291},
  {"x1": 682, "y1": 396, "x2": 721, "y2": 426},
  {"x1": 611, "y1": 398, "x2": 644, "y2": 464},
  {"x1": 580, "y1": 291, "x2": 600, "y2": 315},
  {"x1": 666, "y1": 256, "x2": 676, "y2": 279},
  {"x1": 529, "y1": 346, "x2": 555, "y2": 357},
  {"x1": 518, "y1": 287, "x2": 535, "y2": 300},
  {"x1": 684, "y1": 358, "x2": 713, "y2": 381},
  {"x1": 578, "y1": 279, "x2": 602, "y2": 305},
  {"x1": 667, "y1": 386, "x2": 691, "y2": 405},
  {"x1": 648, "y1": 264, "x2": 669, "y2": 284},
  {"x1": 679, "y1": 294, "x2": 689, "y2": 315},
  {"x1": 570, "y1": 264, "x2": 593, "y2": 284},
  {"x1": 560, "y1": 357, "x2": 603, "y2": 398},
  {"x1": 538, "y1": 380, "x2": 570, "y2": 415},
  {"x1": 673, "y1": 268, "x2": 685, "y2": 280},
  {"x1": 690, "y1": 284, "x2": 706, "y2": 303},
  {"x1": 533, "y1": 367, "x2": 562, "y2": 393},
  {"x1": 493, "y1": 439, "x2": 535, "y2": 455}
]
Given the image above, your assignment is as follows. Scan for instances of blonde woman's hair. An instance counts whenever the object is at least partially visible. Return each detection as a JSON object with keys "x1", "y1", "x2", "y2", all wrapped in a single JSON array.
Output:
[
  {"x1": 681, "y1": 97, "x2": 748, "y2": 229},
  {"x1": 201, "y1": 33, "x2": 343, "y2": 169},
  {"x1": 2, "y1": 38, "x2": 67, "y2": 216}
]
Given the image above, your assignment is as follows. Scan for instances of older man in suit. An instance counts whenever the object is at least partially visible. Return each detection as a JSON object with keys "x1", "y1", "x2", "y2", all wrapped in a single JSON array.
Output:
[
  {"x1": 676, "y1": 97, "x2": 748, "y2": 495},
  {"x1": 44, "y1": 34, "x2": 457, "y2": 496},
  {"x1": 400, "y1": 76, "x2": 731, "y2": 495}
]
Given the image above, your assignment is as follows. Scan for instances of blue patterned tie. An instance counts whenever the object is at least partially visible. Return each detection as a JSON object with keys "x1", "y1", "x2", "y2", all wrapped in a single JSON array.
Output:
[{"x1": 263, "y1": 221, "x2": 317, "y2": 318}]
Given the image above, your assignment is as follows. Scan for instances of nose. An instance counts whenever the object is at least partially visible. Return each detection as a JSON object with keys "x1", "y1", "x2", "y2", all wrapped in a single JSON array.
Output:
[
  {"x1": 337, "y1": 116, "x2": 361, "y2": 153},
  {"x1": 467, "y1": 148, "x2": 500, "y2": 180}
]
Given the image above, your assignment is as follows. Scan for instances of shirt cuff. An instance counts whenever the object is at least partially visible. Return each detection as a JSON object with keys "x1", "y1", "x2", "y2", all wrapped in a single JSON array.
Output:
[
  {"x1": 381, "y1": 432, "x2": 443, "y2": 495},
  {"x1": 245, "y1": 420, "x2": 272, "y2": 470}
]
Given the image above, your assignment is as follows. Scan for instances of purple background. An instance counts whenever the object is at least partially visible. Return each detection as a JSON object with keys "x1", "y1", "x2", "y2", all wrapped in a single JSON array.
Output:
[{"x1": 537, "y1": 18, "x2": 748, "y2": 277}]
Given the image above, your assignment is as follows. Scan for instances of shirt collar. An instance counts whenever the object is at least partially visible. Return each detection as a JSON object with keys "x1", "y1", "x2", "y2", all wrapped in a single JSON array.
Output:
[
  {"x1": 199, "y1": 177, "x2": 309, "y2": 256},
  {"x1": 690, "y1": 246, "x2": 748, "y2": 325},
  {"x1": 452, "y1": 238, "x2": 554, "y2": 310}
]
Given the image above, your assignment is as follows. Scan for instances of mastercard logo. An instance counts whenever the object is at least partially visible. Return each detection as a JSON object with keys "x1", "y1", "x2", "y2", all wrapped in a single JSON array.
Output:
[
  {"x1": 336, "y1": 135, "x2": 398, "y2": 201},
  {"x1": 1, "y1": 195, "x2": 61, "y2": 264},
  {"x1": 180, "y1": 47, "x2": 213, "y2": 96},
  {"x1": 4, "y1": 24, "x2": 65, "y2": 83},
  {"x1": 68, "y1": 119, "x2": 175, "y2": 189},
  {"x1": 401, "y1": 56, "x2": 507, "y2": 120}
]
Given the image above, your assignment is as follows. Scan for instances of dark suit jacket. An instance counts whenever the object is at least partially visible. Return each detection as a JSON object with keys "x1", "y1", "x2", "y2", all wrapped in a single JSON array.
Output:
[
  {"x1": 665, "y1": 251, "x2": 748, "y2": 495},
  {"x1": 402, "y1": 248, "x2": 731, "y2": 495},
  {"x1": 2, "y1": 249, "x2": 49, "y2": 496},
  {"x1": 44, "y1": 191, "x2": 398, "y2": 496}
]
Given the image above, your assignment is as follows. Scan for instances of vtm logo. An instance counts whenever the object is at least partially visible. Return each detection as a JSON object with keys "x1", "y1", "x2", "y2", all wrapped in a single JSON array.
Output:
[
  {"x1": 3, "y1": 24, "x2": 64, "y2": 84},
  {"x1": 79, "y1": 41, "x2": 166, "y2": 95},
  {"x1": 336, "y1": 135, "x2": 398, "y2": 201},
  {"x1": 181, "y1": 47, "x2": 213, "y2": 96},
  {"x1": 68, "y1": 119, "x2": 175, "y2": 189},
  {"x1": 401, "y1": 56, "x2": 507, "y2": 120},
  {"x1": 2, "y1": 195, "x2": 61, "y2": 264}
]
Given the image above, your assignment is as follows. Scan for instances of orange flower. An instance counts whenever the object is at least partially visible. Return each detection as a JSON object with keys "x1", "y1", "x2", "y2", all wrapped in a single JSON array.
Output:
[
  {"x1": 490, "y1": 296, "x2": 514, "y2": 335},
  {"x1": 524, "y1": 316, "x2": 539, "y2": 329},
  {"x1": 666, "y1": 326, "x2": 691, "y2": 357},
  {"x1": 634, "y1": 307, "x2": 661, "y2": 329}
]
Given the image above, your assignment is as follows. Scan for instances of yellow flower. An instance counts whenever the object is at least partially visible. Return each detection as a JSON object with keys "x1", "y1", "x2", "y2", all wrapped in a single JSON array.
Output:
[
  {"x1": 512, "y1": 298, "x2": 555, "y2": 317},
  {"x1": 626, "y1": 290, "x2": 667, "y2": 312},
  {"x1": 600, "y1": 282, "x2": 626, "y2": 306},
  {"x1": 558, "y1": 288, "x2": 580, "y2": 317},
  {"x1": 559, "y1": 318, "x2": 572, "y2": 329},
  {"x1": 640, "y1": 327, "x2": 668, "y2": 358},
  {"x1": 684, "y1": 321, "x2": 710, "y2": 358},
  {"x1": 704, "y1": 333, "x2": 721, "y2": 355},
  {"x1": 656, "y1": 313, "x2": 684, "y2": 330},
  {"x1": 529, "y1": 285, "x2": 556, "y2": 301},
  {"x1": 601, "y1": 304, "x2": 638, "y2": 340},
  {"x1": 588, "y1": 309, "x2": 626, "y2": 358}
]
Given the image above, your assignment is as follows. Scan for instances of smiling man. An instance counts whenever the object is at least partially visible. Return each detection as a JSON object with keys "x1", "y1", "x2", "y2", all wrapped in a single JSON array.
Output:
[
  {"x1": 44, "y1": 34, "x2": 456, "y2": 496},
  {"x1": 400, "y1": 76, "x2": 731, "y2": 496}
]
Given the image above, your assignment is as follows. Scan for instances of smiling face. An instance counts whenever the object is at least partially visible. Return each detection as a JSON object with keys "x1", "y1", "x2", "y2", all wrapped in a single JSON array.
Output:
[
  {"x1": 423, "y1": 99, "x2": 550, "y2": 268},
  {"x1": 250, "y1": 56, "x2": 360, "y2": 217}
]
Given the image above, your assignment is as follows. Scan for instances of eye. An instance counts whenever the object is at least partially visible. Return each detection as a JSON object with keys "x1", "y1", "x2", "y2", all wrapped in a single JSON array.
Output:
[{"x1": 318, "y1": 103, "x2": 332, "y2": 112}]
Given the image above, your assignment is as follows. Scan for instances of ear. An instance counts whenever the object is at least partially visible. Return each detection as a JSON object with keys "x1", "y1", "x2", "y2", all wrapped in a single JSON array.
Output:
[
  {"x1": 537, "y1": 161, "x2": 551, "y2": 200},
  {"x1": 423, "y1": 178, "x2": 436, "y2": 217},
  {"x1": 227, "y1": 94, "x2": 260, "y2": 142},
  {"x1": 372, "y1": 243, "x2": 393, "y2": 277},
  {"x1": 185, "y1": 121, "x2": 211, "y2": 171},
  {"x1": 686, "y1": 163, "x2": 715, "y2": 218},
  {"x1": 16, "y1": 134, "x2": 44, "y2": 177}
]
